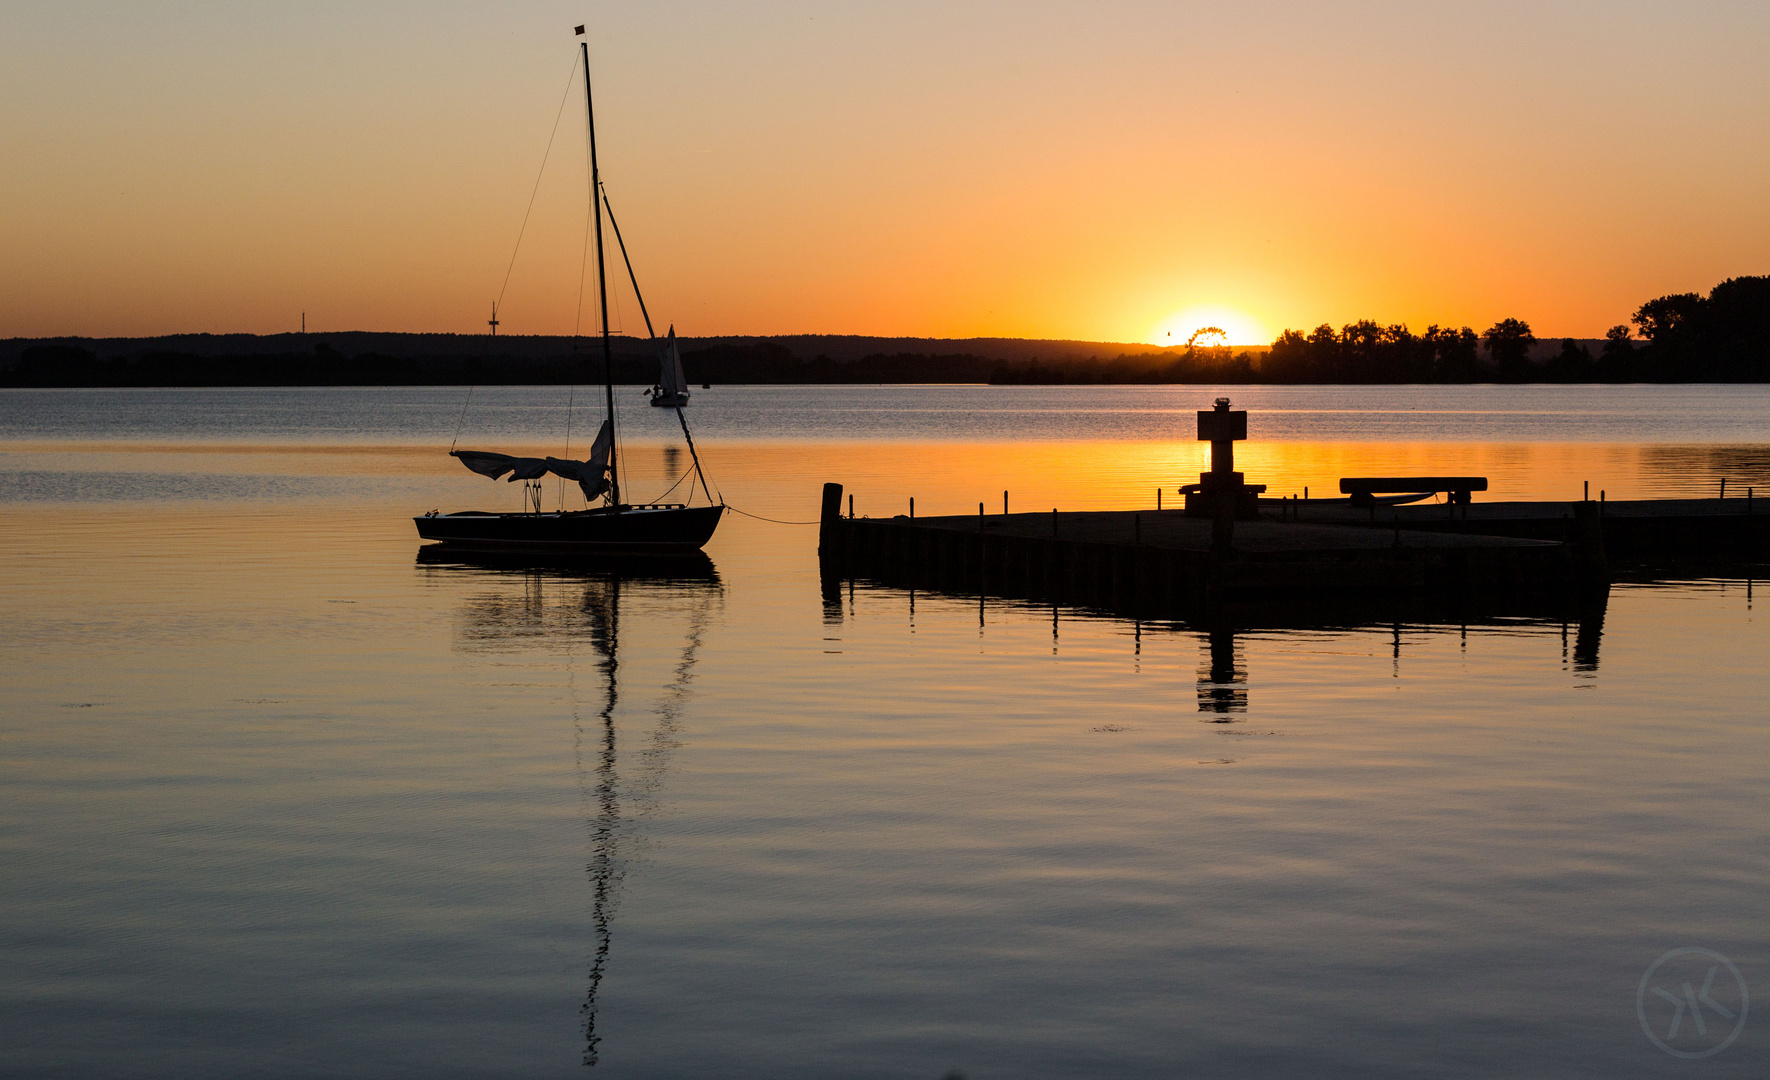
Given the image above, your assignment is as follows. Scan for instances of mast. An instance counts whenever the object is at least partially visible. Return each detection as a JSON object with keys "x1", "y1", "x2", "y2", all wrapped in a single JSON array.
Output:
[{"x1": 581, "y1": 36, "x2": 620, "y2": 507}]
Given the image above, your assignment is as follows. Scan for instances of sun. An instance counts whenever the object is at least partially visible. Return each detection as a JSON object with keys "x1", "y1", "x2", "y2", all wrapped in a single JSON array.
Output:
[{"x1": 1151, "y1": 307, "x2": 1269, "y2": 348}]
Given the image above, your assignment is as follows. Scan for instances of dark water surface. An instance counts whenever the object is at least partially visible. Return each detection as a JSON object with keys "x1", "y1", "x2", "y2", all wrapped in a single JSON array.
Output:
[{"x1": 2, "y1": 386, "x2": 1767, "y2": 1077}]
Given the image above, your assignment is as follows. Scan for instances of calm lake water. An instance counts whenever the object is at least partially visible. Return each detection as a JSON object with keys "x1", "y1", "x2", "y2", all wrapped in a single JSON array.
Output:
[{"x1": 2, "y1": 385, "x2": 1767, "y2": 1078}]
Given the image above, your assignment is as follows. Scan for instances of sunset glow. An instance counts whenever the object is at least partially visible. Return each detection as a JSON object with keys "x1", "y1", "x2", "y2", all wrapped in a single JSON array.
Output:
[
  {"x1": 1150, "y1": 308, "x2": 1271, "y2": 349},
  {"x1": 1, "y1": 4, "x2": 1766, "y2": 341}
]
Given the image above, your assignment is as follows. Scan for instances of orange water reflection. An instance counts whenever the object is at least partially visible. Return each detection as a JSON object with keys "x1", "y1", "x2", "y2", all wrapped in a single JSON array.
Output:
[{"x1": 684, "y1": 440, "x2": 1770, "y2": 520}]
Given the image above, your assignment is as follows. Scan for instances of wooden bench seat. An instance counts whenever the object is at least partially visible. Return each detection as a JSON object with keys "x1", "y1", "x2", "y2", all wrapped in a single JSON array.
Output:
[{"x1": 1339, "y1": 476, "x2": 1487, "y2": 506}]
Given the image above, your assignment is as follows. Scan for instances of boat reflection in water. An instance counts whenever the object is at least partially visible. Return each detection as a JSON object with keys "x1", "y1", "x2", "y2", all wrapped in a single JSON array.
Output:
[{"x1": 416, "y1": 546, "x2": 722, "y2": 1066}]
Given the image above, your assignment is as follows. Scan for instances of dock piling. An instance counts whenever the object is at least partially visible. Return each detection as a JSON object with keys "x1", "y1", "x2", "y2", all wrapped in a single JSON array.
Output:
[
  {"x1": 818, "y1": 482, "x2": 845, "y2": 560},
  {"x1": 1004, "y1": 491, "x2": 1009, "y2": 516},
  {"x1": 1721, "y1": 478, "x2": 1727, "y2": 499},
  {"x1": 848, "y1": 493, "x2": 854, "y2": 519},
  {"x1": 1212, "y1": 488, "x2": 1234, "y2": 556},
  {"x1": 910, "y1": 496, "x2": 915, "y2": 519},
  {"x1": 1573, "y1": 501, "x2": 1607, "y2": 581}
]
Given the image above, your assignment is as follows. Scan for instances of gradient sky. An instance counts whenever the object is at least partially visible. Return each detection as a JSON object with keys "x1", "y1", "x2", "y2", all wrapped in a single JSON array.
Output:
[{"x1": 4, "y1": 1, "x2": 1767, "y2": 343}]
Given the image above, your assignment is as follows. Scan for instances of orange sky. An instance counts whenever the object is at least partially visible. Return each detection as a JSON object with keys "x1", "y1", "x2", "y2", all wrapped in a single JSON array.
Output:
[{"x1": 3, "y1": 2, "x2": 1767, "y2": 344}]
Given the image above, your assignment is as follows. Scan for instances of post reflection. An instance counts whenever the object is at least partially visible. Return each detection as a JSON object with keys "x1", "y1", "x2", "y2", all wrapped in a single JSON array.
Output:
[
  {"x1": 1197, "y1": 625, "x2": 1247, "y2": 716},
  {"x1": 415, "y1": 548, "x2": 722, "y2": 1067},
  {"x1": 1571, "y1": 589, "x2": 1607, "y2": 673}
]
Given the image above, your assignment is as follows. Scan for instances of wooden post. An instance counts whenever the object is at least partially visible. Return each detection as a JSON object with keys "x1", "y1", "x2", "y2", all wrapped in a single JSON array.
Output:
[
  {"x1": 1721, "y1": 478, "x2": 1727, "y2": 499},
  {"x1": 910, "y1": 496, "x2": 915, "y2": 519},
  {"x1": 1573, "y1": 501, "x2": 1607, "y2": 582},
  {"x1": 818, "y1": 483, "x2": 844, "y2": 561},
  {"x1": 1584, "y1": 480, "x2": 1589, "y2": 501},
  {"x1": 1052, "y1": 508, "x2": 1058, "y2": 538},
  {"x1": 979, "y1": 502, "x2": 984, "y2": 532},
  {"x1": 1212, "y1": 488, "x2": 1234, "y2": 556},
  {"x1": 1157, "y1": 488, "x2": 1162, "y2": 511},
  {"x1": 1004, "y1": 490, "x2": 1009, "y2": 516},
  {"x1": 848, "y1": 493, "x2": 854, "y2": 519}
]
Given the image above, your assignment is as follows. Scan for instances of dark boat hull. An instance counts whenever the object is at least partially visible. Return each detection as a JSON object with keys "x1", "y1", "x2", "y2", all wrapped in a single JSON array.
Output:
[{"x1": 415, "y1": 504, "x2": 723, "y2": 554}]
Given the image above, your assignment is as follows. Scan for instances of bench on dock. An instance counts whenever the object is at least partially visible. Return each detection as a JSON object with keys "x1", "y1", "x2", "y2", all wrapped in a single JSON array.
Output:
[{"x1": 1340, "y1": 476, "x2": 1488, "y2": 507}]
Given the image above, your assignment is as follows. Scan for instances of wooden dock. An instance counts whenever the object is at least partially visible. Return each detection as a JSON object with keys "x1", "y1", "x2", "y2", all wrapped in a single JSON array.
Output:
[
  {"x1": 1268, "y1": 496, "x2": 1769, "y2": 556},
  {"x1": 817, "y1": 483, "x2": 1593, "y2": 619},
  {"x1": 814, "y1": 398, "x2": 1764, "y2": 620}
]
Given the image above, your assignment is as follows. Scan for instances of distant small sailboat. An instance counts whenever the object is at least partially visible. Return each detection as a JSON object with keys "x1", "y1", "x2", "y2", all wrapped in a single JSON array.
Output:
[
  {"x1": 416, "y1": 28, "x2": 721, "y2": 555},
  {"x1": 644, "y1": 327, "x2": 691, "y2": 407}
]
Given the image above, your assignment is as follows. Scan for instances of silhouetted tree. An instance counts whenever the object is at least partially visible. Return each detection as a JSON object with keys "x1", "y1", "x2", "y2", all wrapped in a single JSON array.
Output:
[
  {"x1": 1631, "y1": 278, "x2": 1770, "y2": 380},
  {"x1": 1598, "y1": 325, "x2": 1636, "y2": 381},
  {"x1": 1482, "y1": 318, "x2": 1537, "y2": 381},
  {"x1": 1423, "y1": 325, "x2": 1481, "y2": 381},
  {"x1": 1545, "y1": 338, "x2": 1595, "y2": 382},
  {"x1": 1262, "y1": 329, "x2": 1312, "y2": 382},
  {"x1": 1631, "y1": 293, "x2": 1702, "y2": 343}
]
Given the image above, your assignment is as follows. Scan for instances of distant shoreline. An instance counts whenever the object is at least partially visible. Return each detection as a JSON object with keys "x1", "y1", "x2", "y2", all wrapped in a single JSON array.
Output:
[{"x1": 0, "y1": 331, "x2": 1731, "y2": 387}]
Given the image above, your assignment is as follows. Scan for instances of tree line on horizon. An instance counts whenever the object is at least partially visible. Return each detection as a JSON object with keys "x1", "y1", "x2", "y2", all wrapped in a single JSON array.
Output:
[
  {"x1": 4, "y1": 276, "x2": 1766, "y2": 387},
  {"x1": 1005, "y1": 275, "x2": 1770, "y2": 385}
]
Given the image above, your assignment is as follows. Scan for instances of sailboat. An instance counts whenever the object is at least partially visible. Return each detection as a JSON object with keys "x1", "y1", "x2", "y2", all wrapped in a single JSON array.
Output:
[
  {"x1": 415, "y1": 30, "x2": 722, "y2": 555},
  {"x1": 644, "y1": 327, "x2": 691, "y2": 407}
]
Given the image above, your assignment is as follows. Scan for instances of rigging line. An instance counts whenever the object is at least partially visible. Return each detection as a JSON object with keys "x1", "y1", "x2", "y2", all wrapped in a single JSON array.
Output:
[
  {"x1": 561, "y1": 382, "x2": 576, "y2": 510},
  {"x1": 449, "y1": 383, "x2": 475, "y2": 452},
  {"x1": 573, "y1": 139, "x2": 596, "y2": 340},
  {"x1": 725, "y1": 505, "x2": 820, "y2": 526},
  {"x1": 647, "y1": 468, "x2": 692, "y2": 505},
  {"x1": 601, "y1": 187, "x2": 717, "y2": 506},
  {"x1": 497, "y1": 56, "x2": 580, "y2": 311},
  {"x1": 601, "y1": 187, "x2": 656, "y2": 337}
]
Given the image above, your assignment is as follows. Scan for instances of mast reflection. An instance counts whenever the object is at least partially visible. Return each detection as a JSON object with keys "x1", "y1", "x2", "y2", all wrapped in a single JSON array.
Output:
[{"x1": 416, "y1": 548, "x2": 722, "y2": 1066}]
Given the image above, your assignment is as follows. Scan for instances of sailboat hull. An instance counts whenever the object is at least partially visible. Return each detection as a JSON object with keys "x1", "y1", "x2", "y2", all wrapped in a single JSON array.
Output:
[
  {"x1": 415, "y1": 504, "x2": 723, "y2": 554},
  {"x1": 648, "y1": 392, "x2": 690, "y2": 407}
]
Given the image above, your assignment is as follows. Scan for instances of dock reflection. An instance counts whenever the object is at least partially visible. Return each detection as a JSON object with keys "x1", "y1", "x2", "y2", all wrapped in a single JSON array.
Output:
[
  {"x1": 828, "y1": 575, "x2": 1615, "y2": 716},
  {"x1": 416, "y1": 547, "x2": 722, "y2": 1066}
]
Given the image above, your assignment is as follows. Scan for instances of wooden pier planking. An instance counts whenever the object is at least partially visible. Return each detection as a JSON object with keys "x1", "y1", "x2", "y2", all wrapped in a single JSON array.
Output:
[{"x1": 1268, "y1": 497, "x2": 1770, "y2": 555}]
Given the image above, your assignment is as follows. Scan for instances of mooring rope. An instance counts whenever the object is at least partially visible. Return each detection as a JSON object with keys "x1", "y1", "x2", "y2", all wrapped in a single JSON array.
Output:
[{"x1": 724, "y1": 505, "x2": 819, "y2": 526}]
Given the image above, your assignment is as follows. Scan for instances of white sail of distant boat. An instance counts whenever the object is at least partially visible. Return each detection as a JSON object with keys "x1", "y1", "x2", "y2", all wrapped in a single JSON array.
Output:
[{"x1": 649, "y1": 326, "x2": 690, "y2": 407}]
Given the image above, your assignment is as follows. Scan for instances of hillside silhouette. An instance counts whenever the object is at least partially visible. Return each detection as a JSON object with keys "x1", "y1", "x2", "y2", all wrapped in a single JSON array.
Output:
[{"x1": 4, "y1": 277, "x2": 1765, "y2": 386}]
